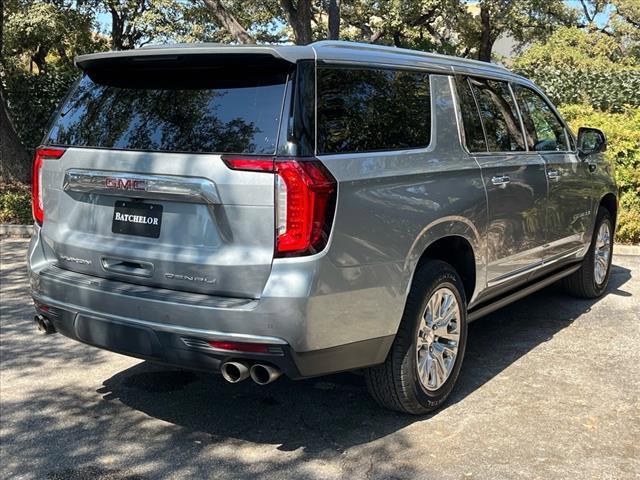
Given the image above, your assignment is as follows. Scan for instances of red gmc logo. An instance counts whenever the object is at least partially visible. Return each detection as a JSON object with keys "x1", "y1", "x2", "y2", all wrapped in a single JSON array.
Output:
[{"x1": 105, "y1": 177, "x2": 147, "y2": 191}]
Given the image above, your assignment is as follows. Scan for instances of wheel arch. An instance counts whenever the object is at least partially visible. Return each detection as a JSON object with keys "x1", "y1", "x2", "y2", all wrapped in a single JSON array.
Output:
[
  {"x1": 599, "y1": 192, "x2": 618, "y2": 228},
  {"x1": 403, "y1": 217, "x2": 484, "y2": 307}
]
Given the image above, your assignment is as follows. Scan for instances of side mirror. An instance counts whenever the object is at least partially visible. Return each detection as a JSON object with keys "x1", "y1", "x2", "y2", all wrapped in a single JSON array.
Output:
[{"x1": 577, "y1": 127, "x2": 607, "y2": 157}]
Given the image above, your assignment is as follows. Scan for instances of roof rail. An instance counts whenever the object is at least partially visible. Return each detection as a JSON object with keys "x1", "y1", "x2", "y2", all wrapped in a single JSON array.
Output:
[{"x1": 311, "y1": 40, "x2": 510, "y2": 72}]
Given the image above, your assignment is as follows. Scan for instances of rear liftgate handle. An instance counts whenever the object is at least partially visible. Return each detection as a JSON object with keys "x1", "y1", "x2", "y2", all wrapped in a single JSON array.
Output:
[{"x1": 101, "y1": 257, "x2": 154, "y2": 278}]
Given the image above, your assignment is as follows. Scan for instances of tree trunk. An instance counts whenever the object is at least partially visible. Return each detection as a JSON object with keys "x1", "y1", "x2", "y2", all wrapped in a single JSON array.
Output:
[
  {"x1": 0, "y1": 91, "x2": 31, "y2": 183},
  {"x1": 110, "y1": 7, "x2": 125, "y2": 50},
  {"x1": 478, "y1": 4, "x2": 494, "y2": 62},
  {"x1": 280, "y1": 0, "x2": 313, "y2": 45},
  {"x1": 201, "y1": 0, "x2": 256, "y2": 44},
  {"x1": 328, "y1": 0, "x2": 340, "y2": 40}
]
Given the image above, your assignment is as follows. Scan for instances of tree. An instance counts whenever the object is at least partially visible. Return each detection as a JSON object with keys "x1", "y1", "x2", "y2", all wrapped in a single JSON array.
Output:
[
  {"x1": 198, "y1": 0, "x2": 317, "y2": 45},
  {"x1": 1, "y1": 89, "x2": 30, "y2": 183},
  {"x1": 452, "y1": 0, "x2": 575, "y2": 62},
  {"x1": 95, "y1": 0, "x2": 222, "y2": 50},
  {"x1": 1, "y1": 1, "x2": 30, "y2": 182},
  {"x1": 1, "y1": 0, "x2": 106, "y2": 182},
  {"x1": 279, "y1": 0, "x2": 313, "y2": 44},
  {"x1": 200, "y1": 0, "x2": 255, "y2": 43}
]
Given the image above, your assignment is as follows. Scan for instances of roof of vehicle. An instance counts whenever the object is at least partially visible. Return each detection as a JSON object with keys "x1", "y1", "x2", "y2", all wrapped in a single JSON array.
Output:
[{"x1": 75, "y1": 40, "x2": 523, "y2": 82}]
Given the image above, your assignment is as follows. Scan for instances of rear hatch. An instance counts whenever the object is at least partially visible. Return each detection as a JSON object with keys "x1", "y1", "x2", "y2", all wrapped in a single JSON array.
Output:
[{"x1": 39, "y1": 52, "x2": 294, "y2": 298}]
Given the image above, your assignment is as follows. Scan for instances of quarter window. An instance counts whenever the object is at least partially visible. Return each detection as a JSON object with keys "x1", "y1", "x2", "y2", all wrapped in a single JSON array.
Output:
[
  {"x1": 468, "y1": 78, "x2": 525, "y2": 152},
  {"x1": 514, "y1": 85, "x2": 569, "y2": 152},
  {"x1": 317, "y1": 67, "x2": 431, "y2": 154}
]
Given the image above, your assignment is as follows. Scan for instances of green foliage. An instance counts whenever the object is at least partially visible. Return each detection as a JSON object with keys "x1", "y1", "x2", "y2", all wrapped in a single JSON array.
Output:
[
  {"x1": 0, "y1": 183, "x2": 32, "y2": 224},
  {"x1": 2, "y1": 1, "x2": 108, "y2": 151},
  {"x1": 559, "y1": 105, "x2": 640, "y2": 244},
  {"x1": 514, "y1": 27, "x2": 638, "y2": 69},
  {"x1": 516, "y1": 67, "x2": 640, "y2": 112},
  {"x1": 514, "y1": 28, "x2": 640, "y2": 112},
  {"x1": 4, "y1": 69, "x2": 78, "y2": 151}
]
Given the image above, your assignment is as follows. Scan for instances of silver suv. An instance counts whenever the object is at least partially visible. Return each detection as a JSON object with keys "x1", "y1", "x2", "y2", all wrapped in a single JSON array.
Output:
[{"x1": 27, "y1": 41, "x2": 617, "y2": 414}]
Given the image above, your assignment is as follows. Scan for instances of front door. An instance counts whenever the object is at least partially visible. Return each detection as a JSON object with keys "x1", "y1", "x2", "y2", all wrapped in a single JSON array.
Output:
[{"x1": 513, "y1": 84, "x2": 593, "y2": 263}]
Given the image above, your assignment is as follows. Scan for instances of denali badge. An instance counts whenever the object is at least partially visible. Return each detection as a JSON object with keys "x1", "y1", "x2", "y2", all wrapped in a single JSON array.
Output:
[
  {"x1": 105, "y1": 177, "x2": 147, "y2": 191},
  {"x1": 165, "y1": 273, "x2": 217, "y2": 285}
]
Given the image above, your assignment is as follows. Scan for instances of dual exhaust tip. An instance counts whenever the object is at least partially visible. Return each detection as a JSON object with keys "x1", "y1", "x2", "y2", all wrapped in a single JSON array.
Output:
[
  {"x1": 221, "y1": 361, "x2": 281, "y2": 385},
  {"x1": 34, "y1": 315, "x2": 56, "y2": 335}
]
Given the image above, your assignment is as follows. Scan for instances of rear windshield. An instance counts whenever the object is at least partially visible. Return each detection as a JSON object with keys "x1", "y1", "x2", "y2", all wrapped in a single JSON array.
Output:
[{"x1": 47, "y1": 70, "x2": 288, "y2": 155}]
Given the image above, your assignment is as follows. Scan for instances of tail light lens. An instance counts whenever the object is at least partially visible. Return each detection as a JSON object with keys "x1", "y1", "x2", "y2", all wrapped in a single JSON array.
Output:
[
  {"x1": 32, "y1": 147, "x2": 65, "y2": 225},
  {"x1": 207, "y1": 340, "x2": 270, "y2": 353},
  {"x1": 223, "y1": 156, "x2": 337, "y2": 257}
]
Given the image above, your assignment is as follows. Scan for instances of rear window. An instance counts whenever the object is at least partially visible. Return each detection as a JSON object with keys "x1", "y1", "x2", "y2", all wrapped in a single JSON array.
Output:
[
  {"x1": 47, "y1": 70, "x2": 289, "y2": 155},
  {"x1": 317, "y1": 67, "x2": 431, "y2": 154}
]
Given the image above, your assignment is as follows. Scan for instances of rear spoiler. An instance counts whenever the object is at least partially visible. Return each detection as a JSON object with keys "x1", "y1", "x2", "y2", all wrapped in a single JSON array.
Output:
[
  {"x1": 74, "y1": 44, "x2": 313, "y2": 88},
  {"x1": 75, "y1": 44, "x2": 312, "y2": 72}
]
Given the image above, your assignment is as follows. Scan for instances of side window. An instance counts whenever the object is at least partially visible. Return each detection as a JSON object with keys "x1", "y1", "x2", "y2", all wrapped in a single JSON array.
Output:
[
  {"x1": 468, "y1": 78, "x2": 525, "y2": 152},
  {"x1": 317, "y1": 67, "x2": 431, "y2": 154},
  {"x1": 455, "y1": 76, "x2": 487, "y2": 152},
  {"x1": 514, "y1": 85, "x2": 569, "y2": 152}
]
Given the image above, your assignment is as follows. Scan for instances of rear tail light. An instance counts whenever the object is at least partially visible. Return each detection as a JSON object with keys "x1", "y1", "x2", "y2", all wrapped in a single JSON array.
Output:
[
  {"x1": 32, "y1": 147, "x2": 65, "y2": 225},
  {"x1": 223, "y1": 156, "x2": 337, "y2": 257}
]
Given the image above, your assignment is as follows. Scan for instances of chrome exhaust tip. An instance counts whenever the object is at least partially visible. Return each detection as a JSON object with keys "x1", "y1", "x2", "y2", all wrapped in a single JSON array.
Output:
[
  {"x1": 34, "y1": 315, "x2": 56, "y2": 335},
  {"x1": 221, "y1": 361, "x2": 250, "y2": 383},
  {"x1": 249, "y1": 364, "x2": 282, "y2": 385}
]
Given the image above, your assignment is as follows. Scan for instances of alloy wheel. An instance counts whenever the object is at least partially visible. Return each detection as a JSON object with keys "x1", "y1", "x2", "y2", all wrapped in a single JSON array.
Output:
[{"x1": 416, "y1": 287, "x2": 461, "y2": 391}]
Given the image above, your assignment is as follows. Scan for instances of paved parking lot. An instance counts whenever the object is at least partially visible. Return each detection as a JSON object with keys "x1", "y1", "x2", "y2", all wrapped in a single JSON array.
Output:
[{"x1": 1, "y1": 237, "x2": 639, "y2": 480}]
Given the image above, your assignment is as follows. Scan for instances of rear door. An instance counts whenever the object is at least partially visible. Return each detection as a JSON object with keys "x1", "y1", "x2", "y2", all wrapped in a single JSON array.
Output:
[
  {"x1": 456, "y1": 76, "x2": 547, "y2": 286},
  {"x1": 41, "y1": 55, "x2": 292, "y2": 298},
  {"x1": 513, "y1": 84, "x2": 593, "y2": 262}
]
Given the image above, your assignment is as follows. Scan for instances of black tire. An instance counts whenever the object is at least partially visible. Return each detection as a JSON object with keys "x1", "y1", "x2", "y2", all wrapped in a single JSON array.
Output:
[
  {"x1": 365, "y1": 260, "x2": 468, "y2": 415},
  {"x1": 562, "y1": 207, "x2": 614, "y2": 299}
]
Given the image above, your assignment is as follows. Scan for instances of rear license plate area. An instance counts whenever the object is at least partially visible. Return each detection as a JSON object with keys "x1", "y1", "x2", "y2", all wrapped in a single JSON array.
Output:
[{"x1": 112, "y1": 201, "x2": 162, "y2": 238}]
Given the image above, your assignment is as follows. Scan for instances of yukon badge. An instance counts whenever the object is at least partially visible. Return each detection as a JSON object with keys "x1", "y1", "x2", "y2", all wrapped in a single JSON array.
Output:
[{"x1": 105, "y1": 177, "x2": 147, "y2": 191}]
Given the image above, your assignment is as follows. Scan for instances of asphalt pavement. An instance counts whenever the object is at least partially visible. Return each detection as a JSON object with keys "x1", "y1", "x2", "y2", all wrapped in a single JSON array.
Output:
[{"x1": 1, "y1": 237, "x2": 639, "y2": 480}]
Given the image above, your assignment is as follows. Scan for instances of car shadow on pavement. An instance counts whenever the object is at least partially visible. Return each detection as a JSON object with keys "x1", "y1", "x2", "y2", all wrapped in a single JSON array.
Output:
[{"x1": 93, "y1": 263, "x2": 633, "y2": 456}]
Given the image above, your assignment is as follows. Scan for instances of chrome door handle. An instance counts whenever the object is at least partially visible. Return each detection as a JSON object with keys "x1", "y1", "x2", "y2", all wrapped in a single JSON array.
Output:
[
  {"x1": 491, "y1": 175, "x2": 511, "y2": 186},
  {"x1": 547, "y1": 169, "x2": 560, "y2": 181}
]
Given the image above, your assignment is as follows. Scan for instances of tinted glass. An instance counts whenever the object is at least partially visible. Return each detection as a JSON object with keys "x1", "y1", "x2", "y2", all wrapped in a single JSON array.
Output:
[
  {"x1": 47, "y1": 73, "x2": 288, "y2": 154},
  {"x1": 469, "y1": 78, "x2": 525, "y2": 152},
  {"x1": 317, "y1": 67, "x2": 431, "y2": 154},
  {"x1": 515, "y1": 85, "x2": 569, "y2": 152},
  {"x1": 456, "y1": 76, "x2": 487, "y2": 152}
]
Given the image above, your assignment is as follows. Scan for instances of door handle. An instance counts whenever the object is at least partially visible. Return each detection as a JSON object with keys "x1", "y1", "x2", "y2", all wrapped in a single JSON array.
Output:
[
  {"x1": 491, "y1": 175, "x2": 511, "y2": 186},
  {"x1": 547, "y1": 169, "x2": 560, "y2": 181}
]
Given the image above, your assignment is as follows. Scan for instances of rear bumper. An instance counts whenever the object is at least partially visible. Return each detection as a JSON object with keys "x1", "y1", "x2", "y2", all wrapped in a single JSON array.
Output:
[{"x1": 27, "y1": 229, "x2": 395, "y2": 378}]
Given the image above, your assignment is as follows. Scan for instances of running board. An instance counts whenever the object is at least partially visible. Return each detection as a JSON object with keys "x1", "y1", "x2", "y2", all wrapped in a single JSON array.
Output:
[{"x1": 468, "y1": 263, "x2": 581, "y2": 322}]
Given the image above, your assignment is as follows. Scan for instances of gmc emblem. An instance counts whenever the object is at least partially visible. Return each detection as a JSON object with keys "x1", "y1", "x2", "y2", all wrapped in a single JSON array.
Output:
[{"x1": 105, "y1": 177, "x2": 147, "y2": 191}]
